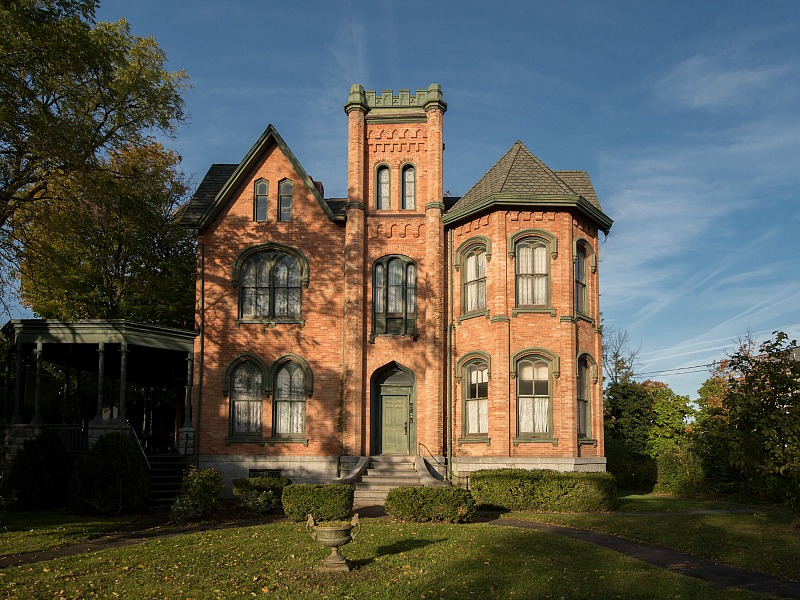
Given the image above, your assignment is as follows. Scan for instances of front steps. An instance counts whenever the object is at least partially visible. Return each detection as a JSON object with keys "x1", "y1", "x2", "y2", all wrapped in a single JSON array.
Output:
[
  {"x1": 353, "y1": 455, "x2": 425, "y2": 506},
  {"x1": 147, "y1": 455, "x2": 188, "y2": 506}
]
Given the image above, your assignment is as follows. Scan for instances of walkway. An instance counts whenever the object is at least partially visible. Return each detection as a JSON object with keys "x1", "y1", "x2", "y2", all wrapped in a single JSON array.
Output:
[{"x1": 2, "y1": 510, "x2": 799, "y2": 599}]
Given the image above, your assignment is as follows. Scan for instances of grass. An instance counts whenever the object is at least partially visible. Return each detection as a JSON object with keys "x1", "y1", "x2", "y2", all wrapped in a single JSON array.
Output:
[
  {"x1": 0, "y1": 509, "x2": 133, "y2": 556},
  {"x1": 509, "y1": 494, "x2": 800, "y2": 581},
  {"x1": 0, "y1": 519, "x2": 767, "y2": 599}
]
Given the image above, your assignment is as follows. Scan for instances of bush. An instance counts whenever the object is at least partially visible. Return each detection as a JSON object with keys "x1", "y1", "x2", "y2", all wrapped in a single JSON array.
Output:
[
  {"x1": 281, "y1": 483, "x2": 353, "y2": 522},
  {"x1": 232, "y1": 476, "x2": 291, "y2": 515},
  {"x1": 654, "y1": 442, "x2": 707, "y2": 496},
  {"x1": 605, "y1": 438, "x2": 657, "y2": 491},
  {"x1": 10, "y1": 433, "x2": 71, "y2": 510},
  {"x1": 385, "y1": 486, "x2": 475, "y2": 523},
  {"x1": 70, "y1": 432, "x2": 149, "y2": 515},
  {"x1": 170, "y1": 467, "x2": 224, "y2": 523},
  {"x1": 469, "y1": 469, "x2": 616, "y2": 513}
]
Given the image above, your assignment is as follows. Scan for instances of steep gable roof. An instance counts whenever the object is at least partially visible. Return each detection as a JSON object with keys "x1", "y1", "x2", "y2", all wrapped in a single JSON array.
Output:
[
  {"x1": 444, "y1": 141, "x2": 612, "y2": 233},
  {"x1": 180, "y1": 125, "x2": 340, "y2": 229}
]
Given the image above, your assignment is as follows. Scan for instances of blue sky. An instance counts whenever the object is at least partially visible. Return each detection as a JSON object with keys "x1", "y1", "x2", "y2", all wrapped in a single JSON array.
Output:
[{"x1": 84, "y1": 0, "x2": 800, "y2": 399}]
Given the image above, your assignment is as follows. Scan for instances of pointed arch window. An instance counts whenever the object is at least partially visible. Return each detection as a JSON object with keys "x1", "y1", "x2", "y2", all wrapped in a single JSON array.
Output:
[
  {"x1": 254, "y1": 179, "x2": 268, "y2": 222},
  {"x1": 274, "y1": 361, "x2": 306, "y2": 435},
  {"x1": 376, "y1": 166, "x2": 390, "y2": 210},
  {"x1": 239, "y1": 251, "x2": 302, "y2": 321},
  {"x1": 230, "y1": 361, "x2": 263, "y2": 436},
  {"x1": 372, "y1": 255, "x2": 417, "y2": 338},
  {"x1": 278, "y1": 179, "x2": 293, "y2": 222},
  {"x1": 401, "y1": 165, "x2": 416, "y2": 209}
]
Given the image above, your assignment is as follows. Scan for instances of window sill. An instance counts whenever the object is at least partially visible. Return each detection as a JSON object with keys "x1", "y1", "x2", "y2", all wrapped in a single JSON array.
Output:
[
  {"x1": 369, "y1": 333, "x2": 419, "y2": 343},
  {"x1": 236, "y1": 318, "x2": 305, "y2": 328},
  {"x1": 226, "y1": 436, "x2": 309, "y2": 447},
  {"x1": 575, "y1": 312, "x2": 595, "y2": 326},
  {"x1": 512, "y1": 307, "x2": 557, "y2": 317},
  {"x1": 513, "y1": 436, "x2": 558, "y2": 447},
  {"x1": 578, "y1": 437, "x2": 597, "y2": 446},
  {"x1": 457, "y1": 309, "x2": 489, "y2": 324},
  {"x1": 457, "y1": 437, "x2": 491, "y2": 447}
]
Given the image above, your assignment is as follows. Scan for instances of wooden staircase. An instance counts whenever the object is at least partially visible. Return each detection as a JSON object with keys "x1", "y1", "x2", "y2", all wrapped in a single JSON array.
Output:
[{"x1": 353, "y1": 455, "x2": 424, "y2": 506}]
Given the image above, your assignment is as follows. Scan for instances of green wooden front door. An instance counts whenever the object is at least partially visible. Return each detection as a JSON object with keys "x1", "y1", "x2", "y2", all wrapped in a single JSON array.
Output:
[{"x1": 382, "y1": 394, "x2": 409, "y2": 454}]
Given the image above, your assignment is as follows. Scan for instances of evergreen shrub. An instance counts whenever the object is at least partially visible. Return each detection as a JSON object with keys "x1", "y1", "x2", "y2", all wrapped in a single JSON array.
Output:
[
  {"x1": 281, "y1": 483, "x2": 353, "y2": 522},
  {"x1": 385, "y1": 486, "x2": 475, "y2": 523},
  {"x1": 170, "y1": 467, "x2": 224, "y2": 523},
  {"x1": 654, "y1": 442, "x2": 707, "y2": 496},
  {"x1": 11, "y1": 433, "x2": 71, "y2": 509},
  {"x1": 469, "y1": 468, "x2": 616, "y2": 512},
  {"x1": 605, "y1": 438, "x2": 657, "y2": 491},
  {"x1": 232, "y1": 476, "x2": 291, "y2": 515},
  {"x1": 70, "y1": 432, "x2": 149, "y2": 515}
]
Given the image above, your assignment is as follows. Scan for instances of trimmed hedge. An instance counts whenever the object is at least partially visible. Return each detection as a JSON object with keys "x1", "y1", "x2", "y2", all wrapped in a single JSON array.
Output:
[
  {"x1": 385, "y1": 486, "x2": 476, "y2": 523},
  {"x1": 469, "y1": 469, "x2": 616, "y2": 512},
  {"x1": 281, "y1": 483, "x2": 354, "y2": 522},
  {"x1": 11, "y1": 433, "x2": 71, "y2": 510},
  {"x1": 232, "y1": 476, "x2": 291, "y2": 515}
]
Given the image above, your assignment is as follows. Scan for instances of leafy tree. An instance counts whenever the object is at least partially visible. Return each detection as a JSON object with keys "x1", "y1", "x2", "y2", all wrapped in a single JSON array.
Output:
[
  {"x1": 17, "y1": 143, "x2": 196, "y2": 328},
  {"x1": 646, "y1": 381, "x2": 693, "y2": 458},
  {"x1": 721, "y1": 332, "x2": 800, "y2": 522},
  {"x1": 0, "y1": 0, "x2": 187, "y2": 289}
]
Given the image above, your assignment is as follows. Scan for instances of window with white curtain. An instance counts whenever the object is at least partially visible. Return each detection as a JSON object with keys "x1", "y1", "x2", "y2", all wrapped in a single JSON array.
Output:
[
  {"x1": 254, "y1": 179, "x2": 268, "y2": 222},
  {"x1": 463, "y1": 249, "x2": 486, "y2": 313},
  {"x1": 372, "y1": 255, "x2": 417, "y2": 336},
  {"x1": 278, "y1": 179, "x2": 292, "y2": 222},
  {"x1": 274, "y1": 362, "x2": 305, "y2": 435},
  {"x1": 517, "y1": 358, "x2": 551, "y2": 435},
  {"x1": 401, "y1": 165, "x2": 415, "y2": 209},
  {"x1": 231, "y1": 361, "x2": 262, "y2": 435},
  {"x1": 577, "y1": 357, "x2": 590, "y2": 438},
  {"x1": 376, "y1": 166, "x2": 390, "y2": 210},
  {"x1": 516, "y1": 240, "x2": 548, "y2": 306},
  {"x1": 240, "y1": 251, "x2": 302, "y2": 320},
  {"x1": 464, "y1": 362, "x2": 489, "y2": 435}
]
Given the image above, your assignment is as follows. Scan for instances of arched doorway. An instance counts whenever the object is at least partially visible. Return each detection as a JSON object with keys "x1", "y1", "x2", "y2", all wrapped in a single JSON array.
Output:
[{"x1": 370, "y1": 363, "x2": 416, "y2": 455}]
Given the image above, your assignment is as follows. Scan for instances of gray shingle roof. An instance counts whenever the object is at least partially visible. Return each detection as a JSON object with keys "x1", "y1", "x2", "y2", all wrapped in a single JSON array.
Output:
[{"x1": 180, "y1": 164, "x2": 238, "y2": 228}]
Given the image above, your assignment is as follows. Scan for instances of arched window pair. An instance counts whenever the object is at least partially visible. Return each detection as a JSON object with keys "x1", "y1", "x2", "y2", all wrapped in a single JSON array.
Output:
[
  {"x1": 227, "y1": 356, "x2": 311, "y2": 438},
  {"x1": 375, "y1": 165, "x2": 415, "y2": 210},
  {"x1": 372, "y1": 255, "x2": 417, "y2": 338},
  {"x1": 253, "y1": 179, "x2": 293, "y2": 222}
]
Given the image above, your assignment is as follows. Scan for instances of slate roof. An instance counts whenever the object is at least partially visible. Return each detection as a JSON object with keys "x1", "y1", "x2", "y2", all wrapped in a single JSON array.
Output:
[{"x1": 180, "y1": 164, "x2": 238, "y2": 228}]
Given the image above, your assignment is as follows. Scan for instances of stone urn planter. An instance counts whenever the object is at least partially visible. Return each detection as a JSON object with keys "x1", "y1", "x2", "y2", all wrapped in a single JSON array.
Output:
[{"x1": 306, "y1": 514, "x2": 361, "y2": 572}]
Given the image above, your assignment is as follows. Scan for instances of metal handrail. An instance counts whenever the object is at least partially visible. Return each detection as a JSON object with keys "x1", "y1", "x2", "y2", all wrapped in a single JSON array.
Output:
[
  {"x1": 417, "y1": 442, "x2": 446, "y2": 471},
  {"x1": 127, "y1": 427, "x2": 151, "y2": 470}
]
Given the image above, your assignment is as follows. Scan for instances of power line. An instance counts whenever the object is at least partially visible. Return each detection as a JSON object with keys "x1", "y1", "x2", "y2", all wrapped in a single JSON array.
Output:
[{"x1": 637, "y1": 363, "x2": 714, "y2": 377}]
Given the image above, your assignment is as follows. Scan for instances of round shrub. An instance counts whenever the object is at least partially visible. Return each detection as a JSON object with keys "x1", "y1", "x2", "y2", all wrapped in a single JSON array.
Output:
[
  {"x1": 232, "y1": 476, "x2": 290, "y2": 515},
  {"x1": 11, "y1": 433, "x2": 71, "y2": 510},
  {"x1": 385, "y1": 486, "x2": 476, "y2": 523},
  {"x1": 70, "y1": 431, "x2": 149, "y2": 515},
  {"x1": 281, "y1": 483, "x2": 353, "y2": 522},
  {"x1": 170, "y1": 467, "x2": 224, "y2": 523}
]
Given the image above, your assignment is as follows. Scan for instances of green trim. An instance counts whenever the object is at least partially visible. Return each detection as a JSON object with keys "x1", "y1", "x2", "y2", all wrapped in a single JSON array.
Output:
[
  {"x1": 512, "y1": 437, "x2": 559, "y2": 447},
  {"x1": 578, "y1": 438, "x2": 598, "y2": 446},
  {"x1": 222, "y1": 353, "x2": 268, "y2": 397},
  {"x1": 225, "y1": 436, "x2": 309, "y2": 447},
  {"x1": 266, "y1": 353, "x2": 314, "y2": 398},
  {"x1": 559, "y1": 316, "x2": 577, "y2": 323},
  {"x1": 355, "y1": 84, "x2": 447, "y2": 112},
  {"x1": 454, "y1": 236, "x2": 491, "y2": 271},
  {"x1": 455, "y1": 350, "x2": 492, "y2": 382},
  {"x1": 442, "y1": 193, "x2": 613, "y2": 234},
  {"x1": 512, "y1": 307, "x2": 557, "y2": 317},
  {"x1": 367, "y1": 116, "x2": 427, "y2": 124},
  {"x1": 511, "y1": 347, "x2": 561, "y2": 379},
  {"x1": 401, "y1": 163, "x2": 417, "y2": 210},
  {"x1": 346, "y1": 201, "x2": 365, "y2": 211},
  {"x1": 577, "y1": 313, "x2": 595, "y2": 326},
  {"x1": 490, "y1": 315, "x2": 510, "y2": 323},
  {"x1": 457, "y1": 437, "x2": 491, "y2": 447},
  {"x1": 508, "y1": 228, "x2": 558, "y2": 260},
  {"x1": 232, "y1": 243, "x2": 310, "y2": 289},
  {"x1": 573, "y1": 237, "x2": 597, "y2": 273},
  {"x1": 577, "y1": 351, "x2": 599, "y2": 384},
  {"x1": 457, "y1": 309, "x2": 489, "y2": 324},
  {"x1": 425, "y1": 202, "x2": 445, "y2": 211},
  {"x1": 374, "y1": 163, "x2": 391, "y2": 210},
  {"x1": 235, "y1": 318, "x2": 305, "y2": 328}
]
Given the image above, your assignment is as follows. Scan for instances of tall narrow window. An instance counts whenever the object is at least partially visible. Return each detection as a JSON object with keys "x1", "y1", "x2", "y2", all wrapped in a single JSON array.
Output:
[
  {"x1": 575, "y1": 245, "x2": 588, "y2": 314},
  {"x1": 464, "y1": 249, "x2": 486, "y2": 313},
  {"x1": 254, "y1": 180, "x2": 268, "y2": 222},
  {"x1": 577, "y1": 357, "x2": 590, "y2": 438},
  {"x1": 465, "y1": 362, "x2": 489, "y2": 435},
  {"x1": 376, "y1": 166, "x2": 390, "y2": 210},
  {"x1": 517, "y1": 358, "x2": 551, "y2": 435},
  {"x1": 401, "y1": 165, "x2": 415, "y2": 209},
  {"x1": 231, "y1": 362, "x2": 262, "y2": 435},
  {"x1": 372, "y1": 255, "x2": 417, "y2": 337},
  {"x1": 239, "y1": 251, "x2": 302, "y2": 321},
  {"x1": 516, "y1": 241, "x2": 548, "y2": 306},
  {"x1": 274, "y1": 362, "x2": 305, "y2": 435},
  {"x1": 278, "y1": 180, "x2": 292, "y2": 222}
]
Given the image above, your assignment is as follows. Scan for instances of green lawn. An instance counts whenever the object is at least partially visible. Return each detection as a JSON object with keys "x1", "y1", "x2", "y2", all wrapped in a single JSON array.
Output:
[
  {"x1": 0, "y1": 510, "x2": 133, "y2": 556},
  {"x1": 0, "y1": 519, "x2": 766, "y2": 599},
  {"x1": 510, "y1": 494, "x2": 800, "y2": 581}
]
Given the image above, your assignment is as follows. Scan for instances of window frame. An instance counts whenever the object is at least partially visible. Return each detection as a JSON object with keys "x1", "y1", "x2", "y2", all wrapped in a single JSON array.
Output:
[
  {"x1": 455, "y1": 237, "x2": 491, "y2": 321},
  {"x1": 223, "y1": 354, "x2": 268, "y2": 440},
  {"x1": 266, "y1": 354, "x2": 313, "y2": 440},
  {"x1": 463, "y1": 360, "x2": 489, "y2": 437},
  {"x1": 401, "y1": 164, "x2": 416, "y2": 210},
  {"x1": 371, "y1": 255, "x2": 417, "y2": 340},
  {"x1": 278, "y1": 179, "x2": 293, "y2": 222},
  {"x1": 515, "y1": 238, "x2": 550, "y2": 308},
  {"x1": 511, "y1": 348, "x2": 560, "y2": 445},
  {"x1": 573, "y1": 238, "x2": 597, "y2": 319},
  {"x1": 508, "y1": 229, "x2": 557, "y2": 317},
  {"x1": 254, "y1": 179, "x2": 268, "y2": 222},
  {"x1": 375, "y1": 164, "x2": 390, "y2": 211},
  {"x1": 577, "y1": 352, "x2": 598, "y2": 442}
]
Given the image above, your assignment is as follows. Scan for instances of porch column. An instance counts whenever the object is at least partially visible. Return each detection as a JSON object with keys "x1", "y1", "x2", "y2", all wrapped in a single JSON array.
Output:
[
  {"x1": 11, "y1": 340, "x2": 24, "y2": 424},
  {"x1": 116, "y1": 341, "x2": 128, "y2": 424},
  {"x1": 93, "y1": 342, "x2": 105, "y2": 424},
  {"x1": 31, "y1": 342, "x2": 43, "y2": 425},
  {"x1": 1, "y1": 343, "x2": 11, "y2": 425},
  {"x1": 182, "y1": 351, "x2": 194, "y2": 428}
]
